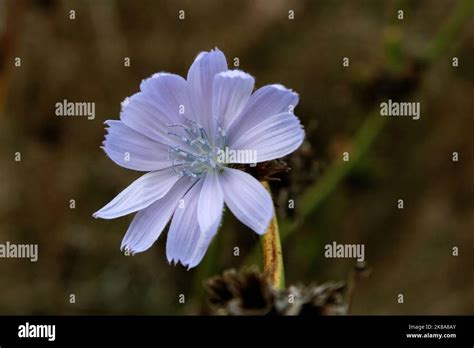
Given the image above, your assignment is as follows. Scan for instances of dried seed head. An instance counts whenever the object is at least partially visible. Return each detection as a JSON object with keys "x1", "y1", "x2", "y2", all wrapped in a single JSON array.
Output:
[{"x1": 205, "y1": 268, "x2": 349, "y2": 316}]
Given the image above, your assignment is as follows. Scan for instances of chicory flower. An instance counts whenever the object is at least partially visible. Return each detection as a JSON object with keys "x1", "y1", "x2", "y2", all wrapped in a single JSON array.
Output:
[{"x1": 94, "y1": 48, "x2": 304, "y2": 268}]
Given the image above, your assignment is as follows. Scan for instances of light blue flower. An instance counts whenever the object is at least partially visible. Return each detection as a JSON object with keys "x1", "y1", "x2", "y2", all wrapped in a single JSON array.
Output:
[{"x1": 93, "y1": 48, "x2": 304, "y2": 268}]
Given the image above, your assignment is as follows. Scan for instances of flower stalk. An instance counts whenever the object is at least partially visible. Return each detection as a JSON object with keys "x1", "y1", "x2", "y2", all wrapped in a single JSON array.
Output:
[{"x1": 259, "y1": 181, "x2": 285, "y2": 290}]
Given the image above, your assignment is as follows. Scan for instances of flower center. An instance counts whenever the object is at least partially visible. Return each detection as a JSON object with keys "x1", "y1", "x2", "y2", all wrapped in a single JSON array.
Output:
[{"x1": 167, "y1": 117, "x2": 226, "y2": 178}]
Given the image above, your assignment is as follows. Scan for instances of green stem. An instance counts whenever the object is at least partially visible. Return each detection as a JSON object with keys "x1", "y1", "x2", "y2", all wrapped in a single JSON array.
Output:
[
  {"x1": 424, "y1": 0, "x2": 474, "y2": 63},
  {"x1": 260, "y1": 181, "x2": 285, "y2": 290}
]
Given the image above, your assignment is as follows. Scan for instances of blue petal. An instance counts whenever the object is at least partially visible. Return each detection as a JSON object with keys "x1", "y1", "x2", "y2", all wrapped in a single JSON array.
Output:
[
  {"x1": 166, "y1": 177, "x2": 222, "y2": 269},
  {"x1": 93, "y1": 168, "x2": 179, "y2": 219},
  {"x1": 227, "y1": 84, "x2": 299, "y2": 145},
  {"x1": 212, "y1": 70, "x2": 255, "y2": 132},
  {"x1": 195, "y1": 170, "x2": 224, "y2": 249},
  {"x1": 120, "y1": 73, "x2": 192, "y2": 146},
  {"x1": 166, "y1": 180, "x2": 202, "y2": 266},
  {"x1": 220, "y1": 168, "x2": 273, "y2": 235},
  {"x1": 187, "y1": 48, "x2": 228, "y2": 140},
  {"x1": 120, "y1": 177, "x2": 195, "y2": 253},
  {"x1": 230, "y1": 112, "x2": 305, "y2": 163},
  {"x1": 103, "y1": 120, "x2": 170, "y2": 171}
]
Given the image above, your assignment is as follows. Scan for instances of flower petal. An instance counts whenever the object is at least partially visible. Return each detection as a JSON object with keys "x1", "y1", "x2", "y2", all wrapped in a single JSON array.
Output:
[
  {"x1": 186, "y1": 220, "x2": 219, "y2": 269},
  {"x1": 220, "y1": 168, "x2": 273, "y2": 235},
  {"x1": 102, "y1": 120, "x2": 170, "y2": 171},
  {"x1": 93, "y1": 168, "x2": 179, "y2": 219},
  {"x1": 197, "y1": 171, "x2": 224, "y2": 240},
  {"x1": 227, "y1": 84, "x2": 299, "y2": 144},
  {"x1": 230, "y1": 112, "x2": 304, "y2": 163},
  {"x1": 120, "y1": 73, "x2": 193, "y2": 145},
  {"x1": 166, "y1": 177, "x2": 222, "y2": 269},
  {"x1": 212, "y1": 70, "x2": 254, "y2": 132},
  {"x1": 166, "y1": 180, "x2": 202, "y2": 265},
  {"x1": 187, "y1": 48, "x2": 228, "y2": 139},
  {"x1": 120, "y1": 177, "x2": 195, "y2": 253}
]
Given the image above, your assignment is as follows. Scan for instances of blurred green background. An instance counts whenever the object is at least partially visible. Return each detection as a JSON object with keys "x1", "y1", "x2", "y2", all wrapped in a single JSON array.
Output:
[{"x1": 0, "y1": 0, "x2": 473, "y2": 314}]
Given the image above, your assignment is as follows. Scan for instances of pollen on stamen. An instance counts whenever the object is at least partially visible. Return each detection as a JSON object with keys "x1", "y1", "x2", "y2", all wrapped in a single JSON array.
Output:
[{"x1": 166, "y1": 119, "x2": 226, "y2": 178}]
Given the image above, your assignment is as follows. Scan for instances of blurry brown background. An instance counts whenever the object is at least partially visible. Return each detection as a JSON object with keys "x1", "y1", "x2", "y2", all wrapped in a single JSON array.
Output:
[{"x1": 0, "y1": 0, "x2": 473, "y2": 314}]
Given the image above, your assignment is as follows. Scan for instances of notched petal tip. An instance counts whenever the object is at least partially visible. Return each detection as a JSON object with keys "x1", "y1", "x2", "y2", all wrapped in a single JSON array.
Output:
[
  {"x1": 120, "y1": 96, "x2": 131, "y2": 109},
  {"x1": 170, "y1": 258, "x2": 197, "y2": 270},
  {"x1": 192, "y1": 47, "x2": 226, "y2": 63},
  {"x1": 270, "y1": 83, "x2": 294, "y2": 92},
  {"x1": 103, "y1": 120, "x2": 117, "y2": 134},
  {"x1": 104, "y1": 119, "x2": 121, "y2": 126},
  {"x1": 139, "y1": 72, "x2": 173, "y2": 92},
  {"x1": 122, "y1": 246, "x2": 137, "y2": 256},
  {"x1": 270, "y1": 83, "x2": 299, "y2": 100},
  {"x1": 92, "y1": 205, "x2": 113, "y2": 219},
  {"x1": 217, "y1": 69, "x2": 254, "y2": 80},
  {"x1": 150, "y1": 72, "x2": 171, "y2": 79}
]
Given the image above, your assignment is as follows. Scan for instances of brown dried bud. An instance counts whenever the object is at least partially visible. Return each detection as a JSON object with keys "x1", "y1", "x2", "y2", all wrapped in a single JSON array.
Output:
[
  {"x1": 205, "y1": 268, "x2": 349, "y2": 316},
  {"x1": 234, "y1": 159, "x2": 290, "y2": 182},
  {"x1": 205, "y1": 268, "x2": 273, "y2": 315}
]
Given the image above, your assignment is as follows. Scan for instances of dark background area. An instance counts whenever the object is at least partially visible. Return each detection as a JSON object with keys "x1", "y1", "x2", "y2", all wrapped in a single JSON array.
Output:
[{"x1": 0, "y1": 0, "x2": 473, "y2": 314}]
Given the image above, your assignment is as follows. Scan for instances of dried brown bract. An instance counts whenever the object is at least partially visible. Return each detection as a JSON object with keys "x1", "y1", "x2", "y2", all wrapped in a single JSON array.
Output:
[{"x1": 205, "y1": 268, "x2": 349, "y2": 316}]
